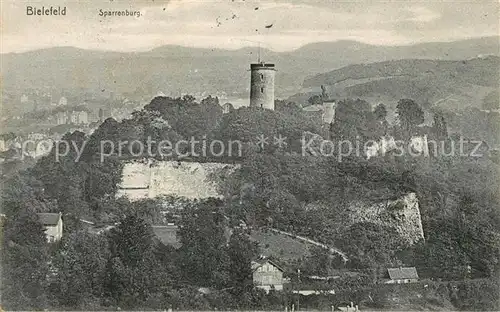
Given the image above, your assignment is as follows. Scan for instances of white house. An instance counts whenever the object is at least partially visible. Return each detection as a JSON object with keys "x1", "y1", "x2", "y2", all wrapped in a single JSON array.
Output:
[
  {"x1": 252, "y1": 258, "x2": 284, "y2": 293},
  {"x1": 37, "y1": 212, "x2": 63, "y2": 243}
]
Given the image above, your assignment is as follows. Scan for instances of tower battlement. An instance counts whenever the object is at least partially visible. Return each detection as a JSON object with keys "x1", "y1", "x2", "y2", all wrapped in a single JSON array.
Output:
[{"x1": 250, "y1": 63, "x2": 275, "y2": 70}]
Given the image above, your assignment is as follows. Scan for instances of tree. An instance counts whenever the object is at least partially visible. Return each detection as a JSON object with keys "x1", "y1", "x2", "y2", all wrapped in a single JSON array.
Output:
[
  {"x1": 105, "y1": 214, "x2": 166, "y2": 307},
  {"x1": 396, "y1": 99, "x2": 424, "y2": 134},
  {"x1": 227, "y1": 229, "x2": 259, "y2": 295},
  {"x1": 432, "y1": 111, "x2": 448, "y2": 139},
  {"x1": 51, "y1": 231, "x2": 110, "y2": 307},
  {"x1": 31, "y1": 129, "x2": 124, "y2": 217},
  {"x1": 275, "y1": 100, "x2": 301, "y2": 113},
  {"x1": 1, "y1": 214, "x2": 50, "y2": 310},
  {"x1": 129, "y1": 198, "x2": 163, "y2": 224},
  {"x1": 340, "y1": 222, "x2": 403, "y2": 270},
  {"x1": 32, "y1": 131, "x2": 91, "y2": 217},
  {"x1": 178, "y1": 198, "x2": 229, "y2": 287},
  {"x1": 330, "y1": 98, "x2": 378, "y2": 140},
  {"x1": 84, "y1": 159, "x2": 124, "y2": 202},
  {"x1": 85, "y1": 119, "x2": 121, "y2": 156},
  {"x1": 482, "y1": 90, "x2": 499, "y2": 111},
  {"x1": 411, "y1": 219, "x2": 471, "y2": 280},
  {"x1": 307, "y1": 95, "x2": 323, "y2": 106},
  {"x1": 321, "y1": 85, "x2": 329, "y2": 101},
  {"x1": 373, "y1": 103, "x2": 387, "y2": 123},
  {"x1": 143, "y1": 95, "x2": 222, "y2": 140},
  {"x1": 0, "y1": 132, "x2": 16, "y2": 141},
  {"x1": 307, "y1": 246, "x2": 332, "y2": 276},
  {"x1": 1, "y1": 171, "x2": 54, "y2": 216},
  {"x1": 217, "y1": 107, "x2": 279, "y2": 145},
  {"x1": 200, "y1": 95, "x2": 219, "y2": 107},
  {"x1": 266, "y1": 189, "x2": 304, "y2": 230}
]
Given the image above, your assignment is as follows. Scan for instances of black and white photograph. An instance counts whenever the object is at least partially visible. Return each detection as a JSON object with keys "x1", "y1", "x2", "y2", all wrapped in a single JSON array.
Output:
[{"x1": 1, "y1": 0, "x2": 499, "y2": 310}]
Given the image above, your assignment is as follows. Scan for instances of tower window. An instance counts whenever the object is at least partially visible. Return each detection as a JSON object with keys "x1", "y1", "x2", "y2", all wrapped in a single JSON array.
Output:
[
  {"x1": 260, "y1": 73, "x2": 264, "y2": 80},
  {"x1": 261, "y1": 87, "x2": 264, "y2": 93}
]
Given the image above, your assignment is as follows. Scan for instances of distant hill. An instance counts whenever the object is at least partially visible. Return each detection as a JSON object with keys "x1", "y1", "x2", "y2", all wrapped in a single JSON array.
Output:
[
  {"x1": 293, "y1": 56, "x2": 500, "y2": 145},
  {"x1": 294, "y1": 56, "x2": 499, "y2": 114},
  {"x1": 2, "y1": 36, "x2": 498, "y2": 103},
  {"x1": 303, "y1": 57, "x2": 499, "y2": 89}
]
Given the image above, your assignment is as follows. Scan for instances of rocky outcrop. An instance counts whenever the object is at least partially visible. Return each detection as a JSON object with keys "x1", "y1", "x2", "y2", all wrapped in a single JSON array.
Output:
[{"x1": 347, "y1": 192, "x2": 424, "y2": 245}]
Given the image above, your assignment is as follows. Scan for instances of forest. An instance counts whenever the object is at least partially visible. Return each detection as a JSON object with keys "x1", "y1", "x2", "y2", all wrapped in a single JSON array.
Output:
[{"x1": 1, "y1": 95, "x2": 499, "y2": 310}]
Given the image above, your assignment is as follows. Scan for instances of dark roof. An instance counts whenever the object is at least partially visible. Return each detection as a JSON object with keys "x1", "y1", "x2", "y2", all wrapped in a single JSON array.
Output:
[
  {"x1": 252, "y1": 258, "x2": 284, "y2": 272},
  {"x1": 152, "y1": 225, "x2": 181, "y2": 249},
  {"x1": 37, "y1": 213, "x2": 61, "y2": 226},
  {"x1": 387, "y1": 267, "x2": 419, "y2": 280}
]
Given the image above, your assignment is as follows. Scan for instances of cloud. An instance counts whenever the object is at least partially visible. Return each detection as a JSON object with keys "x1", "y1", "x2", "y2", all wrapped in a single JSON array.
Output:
[
  {"x1": 405, "y1": 7, "x2": 441, "y2": 23},
  {"x1": 1, "y1": 0, "x2": 498, "y2": 53}
]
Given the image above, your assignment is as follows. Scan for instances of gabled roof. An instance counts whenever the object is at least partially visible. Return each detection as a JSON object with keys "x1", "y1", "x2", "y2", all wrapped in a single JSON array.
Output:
[
  {"x1": 37, "y1": 213, "x2": 61, "y2": 226},
  {"x1": 387, "y1": 267, "x2": 418, "y2": 280},
  {"x1": 251, "y1": 258, "x2": 284, "y2": 272}
]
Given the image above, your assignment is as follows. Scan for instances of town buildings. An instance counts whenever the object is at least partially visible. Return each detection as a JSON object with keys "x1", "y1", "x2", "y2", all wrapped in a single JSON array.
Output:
[{"x1": 54, "y1": 110, "x2": 89, "y2": 125}]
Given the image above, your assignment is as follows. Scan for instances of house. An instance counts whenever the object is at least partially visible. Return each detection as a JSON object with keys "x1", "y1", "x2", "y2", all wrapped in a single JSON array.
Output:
[
  {"x1": 385, "y1": 267, "x2": 419, "y2": 284},
  {"x1": 37, "y1": 212, "x2": 63, "y2": 243},
  {"x1": 222, "y1": 102, "x2": 234, "y2": 114},
  {"x1": 252, "y1": 258, "x2": 284, "y2": 292}
]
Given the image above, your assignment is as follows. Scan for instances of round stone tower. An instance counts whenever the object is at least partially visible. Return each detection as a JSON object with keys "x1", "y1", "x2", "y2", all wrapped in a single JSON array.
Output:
[{"x1": 250, "y1": 62, "x2": 275, "y2": 110}]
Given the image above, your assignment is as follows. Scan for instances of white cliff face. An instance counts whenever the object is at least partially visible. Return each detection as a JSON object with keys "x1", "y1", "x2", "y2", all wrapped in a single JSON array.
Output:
[
  {"x1": 347, "y1": 192, "x2": 425, "y2": 245},
  {"x1": 117, "y1": 160, "x2": 239, "y2": 201}
]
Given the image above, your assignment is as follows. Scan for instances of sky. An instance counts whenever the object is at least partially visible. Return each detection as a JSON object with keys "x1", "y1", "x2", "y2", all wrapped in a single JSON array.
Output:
[{"x1": 1, "y1": 0, "x2": 499, "y2": 53}]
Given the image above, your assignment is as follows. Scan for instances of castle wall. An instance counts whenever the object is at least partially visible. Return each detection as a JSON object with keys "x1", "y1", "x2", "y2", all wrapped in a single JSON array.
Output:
[{"x1": 250, "y1": 64, "x2": 275, "y2": 110}]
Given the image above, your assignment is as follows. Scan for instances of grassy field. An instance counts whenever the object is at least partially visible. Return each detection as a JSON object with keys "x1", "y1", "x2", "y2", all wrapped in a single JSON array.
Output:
[{"x1": 250, "y1": 228, "x2": 312, "y2": 261}]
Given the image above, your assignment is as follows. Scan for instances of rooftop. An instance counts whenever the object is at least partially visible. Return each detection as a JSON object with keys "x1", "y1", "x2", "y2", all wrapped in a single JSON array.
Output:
[
  {"x1": 251, "y1": 258, "x2": 285, "y2": 272},
  {"x1": 387, "y1": 267, "x2": 419, "y2": 280},
  {"x1": 37, "y1": 212, "x2": 61, "y2": 226}
]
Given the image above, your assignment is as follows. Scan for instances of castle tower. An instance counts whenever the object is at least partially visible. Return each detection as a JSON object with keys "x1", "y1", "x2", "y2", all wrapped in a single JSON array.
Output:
[{"x1": 250, "y1": 62, "x2": 275, "y2": 110}]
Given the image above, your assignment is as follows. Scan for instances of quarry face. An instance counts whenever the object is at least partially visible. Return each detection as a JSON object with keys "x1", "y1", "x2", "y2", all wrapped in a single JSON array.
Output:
[
  {"x1": 117, "y1": 160, "x2": 240, "y2": 200},
  {"x1": 347, "y1": 192, "x2": 425, "y2": 245}
]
